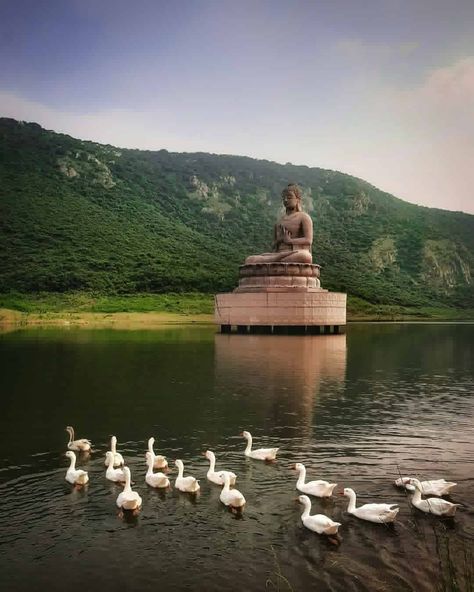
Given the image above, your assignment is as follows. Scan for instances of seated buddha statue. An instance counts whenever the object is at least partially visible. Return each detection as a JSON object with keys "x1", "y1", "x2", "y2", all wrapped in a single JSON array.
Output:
[{"x1": 245, "y1": 183, "x2": 313, "y2": 265}]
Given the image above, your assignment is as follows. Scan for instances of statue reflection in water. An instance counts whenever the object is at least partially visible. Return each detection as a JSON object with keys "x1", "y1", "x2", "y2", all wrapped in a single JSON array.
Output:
[{"x1": 214, "y1": 333, "x2": 347, "y2": 439}]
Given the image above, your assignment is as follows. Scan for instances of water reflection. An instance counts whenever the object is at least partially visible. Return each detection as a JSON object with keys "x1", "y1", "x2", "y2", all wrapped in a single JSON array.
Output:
[
  {"x1": 0, "y1": 325, "x2": 472, "y2": 592},
  {"x1": 214, "y1": 334, "x2": 347, "y2": 436}
]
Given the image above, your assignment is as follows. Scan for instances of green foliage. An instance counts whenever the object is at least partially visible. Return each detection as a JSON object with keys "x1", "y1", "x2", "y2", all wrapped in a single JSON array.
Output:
[
  {"x1": 1, "y1": 117, "x2": 473, "y2": 308},
  {"x1": 0, "y1": 292, "x2": 214, "y2": 314}
]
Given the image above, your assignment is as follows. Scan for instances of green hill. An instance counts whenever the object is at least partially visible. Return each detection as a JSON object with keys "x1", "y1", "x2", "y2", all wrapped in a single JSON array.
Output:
[{"x1": 1, "y1": 117, "x2": 473, "y2": 310}]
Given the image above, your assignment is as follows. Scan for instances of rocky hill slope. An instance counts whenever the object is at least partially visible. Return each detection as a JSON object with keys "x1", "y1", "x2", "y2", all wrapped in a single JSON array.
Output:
[{"x1": 1, "y1": 118, "x2": 473, "y2": 308}]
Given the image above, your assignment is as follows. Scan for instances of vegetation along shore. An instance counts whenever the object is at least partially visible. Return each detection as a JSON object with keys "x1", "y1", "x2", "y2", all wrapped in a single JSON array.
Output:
[{"x1": 1, "y1": 293, "x2": 473, "y2": 329}]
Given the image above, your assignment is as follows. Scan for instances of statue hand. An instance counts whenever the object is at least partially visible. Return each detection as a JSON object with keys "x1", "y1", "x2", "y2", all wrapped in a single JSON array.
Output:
[{"x1": 282, "y1": 227, "x2": 293, "y2": 245}]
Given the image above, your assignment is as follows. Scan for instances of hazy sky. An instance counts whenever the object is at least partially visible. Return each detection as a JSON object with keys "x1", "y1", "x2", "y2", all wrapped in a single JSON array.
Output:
[{"x1": 1, "y1": 0, "x2": 473, "y2": 213}]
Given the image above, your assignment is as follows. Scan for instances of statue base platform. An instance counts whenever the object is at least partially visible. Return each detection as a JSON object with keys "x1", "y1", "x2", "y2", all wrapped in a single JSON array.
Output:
[{"x1": 214, "y1": 263, "x2": 346, "y2": 334}]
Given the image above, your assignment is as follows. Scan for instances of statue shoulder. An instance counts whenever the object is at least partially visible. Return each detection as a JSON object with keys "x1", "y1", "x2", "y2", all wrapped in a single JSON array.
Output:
[{"x1": 299, "y1": 212, "x2": 313, "y2": 223}]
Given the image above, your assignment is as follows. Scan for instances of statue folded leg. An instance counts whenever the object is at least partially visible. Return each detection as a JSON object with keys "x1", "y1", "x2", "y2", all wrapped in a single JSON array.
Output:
[{"x1": 245, "y1": 249, "x2": 312, "y2": 265}]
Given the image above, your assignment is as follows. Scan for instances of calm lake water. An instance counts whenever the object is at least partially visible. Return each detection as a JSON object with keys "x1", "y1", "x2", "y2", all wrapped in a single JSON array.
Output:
[{"x1": 0, "y1": 323, "x2": 473, "y2": 592}]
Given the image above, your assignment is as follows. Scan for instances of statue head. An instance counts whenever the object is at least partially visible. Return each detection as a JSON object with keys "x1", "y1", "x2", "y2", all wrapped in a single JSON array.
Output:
[{"x1": 281, "y1": 183, "x2": 302, "y2": 212}]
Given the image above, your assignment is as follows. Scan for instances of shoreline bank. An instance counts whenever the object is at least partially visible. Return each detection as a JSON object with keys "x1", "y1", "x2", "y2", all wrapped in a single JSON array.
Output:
[{"x1": 2, "y1": 308, "x2": 473, "y2": 331}]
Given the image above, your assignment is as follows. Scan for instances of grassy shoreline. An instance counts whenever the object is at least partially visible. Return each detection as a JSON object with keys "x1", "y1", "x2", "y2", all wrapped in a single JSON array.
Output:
[{"x1": 1, "y1": 292, "x2": 473, "y2": 328}]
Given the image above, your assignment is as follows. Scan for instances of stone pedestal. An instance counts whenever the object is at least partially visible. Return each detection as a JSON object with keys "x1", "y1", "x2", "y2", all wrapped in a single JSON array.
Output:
[
  {"x1": 236, "y1": 262, "x2": 322, "y2": 291},
  {"x1": 215, "y1": 262, "x2": 346, "y2": 334}
]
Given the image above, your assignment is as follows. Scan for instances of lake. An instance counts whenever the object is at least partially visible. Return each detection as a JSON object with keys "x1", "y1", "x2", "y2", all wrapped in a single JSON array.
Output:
[{"x1": 0, "y1": 323, "x2": 473, "y2": 592}]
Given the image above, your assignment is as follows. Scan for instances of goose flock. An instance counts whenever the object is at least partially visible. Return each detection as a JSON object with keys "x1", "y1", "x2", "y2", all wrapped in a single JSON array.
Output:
[{"x1": 65, "y1": 425, "x2": 462, "y2": 535}]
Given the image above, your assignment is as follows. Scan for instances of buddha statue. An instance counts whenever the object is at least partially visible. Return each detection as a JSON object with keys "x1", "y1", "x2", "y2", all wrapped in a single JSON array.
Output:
[{"x1": 245, "y1": 183, "x2": 313, "y2": 265}]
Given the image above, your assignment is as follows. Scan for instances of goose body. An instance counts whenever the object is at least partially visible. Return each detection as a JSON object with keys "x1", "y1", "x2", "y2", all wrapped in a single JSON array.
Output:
[
  {"x1": 105, "y1": 451, "x2": 126, "y2": 483},
  {"x1": 395, "y1": 477, "x2": 457, "y2": 496},
  {"x1": 409, "y1": 479, "x2": 461, "y2": 516},
  {"x1": 104, "y1": 435, "x2": 124, "y2": 467},
  {"x1": 343, "y1": 488, "x2": 399, "y2": 524},
  {"x1": 242, "y1": 431, "x2": 278, "y2": 461},
  {"x1": 65, "y1": 451, "x2": 89, "y2": 485},
  {"x1": 147, "y1": 437, "x2": 168, "y2": 470},
  {"x1": 145, "y1": 452, "x2": 170, "y2": 488},
  {"x1": 66, "y1": 426, "x2": 91, "y2": 452},
  {"x1": 116, "y1": 467, "x2": 142, "y2": 511},
  {"x1": 205, "y1": 450, "x2": 237, "y2": 486},
  {"x1": 298, "y1": 495, "x2": 340, "y2": 535},
  {"x1": 220, "y1": 472, "x2": 245, "y2": 510},
  {"x1": 295, "y1": 463, "x2": 337, "y2": 498},
  {"x1": 174, "y1": 459, "x2": 200, "y2": 493}
]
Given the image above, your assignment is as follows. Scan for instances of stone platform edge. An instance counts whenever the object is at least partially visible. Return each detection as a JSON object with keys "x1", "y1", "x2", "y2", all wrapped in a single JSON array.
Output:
[{"x1": 214, "y1": 291, "x2": 347, "y2": 327}]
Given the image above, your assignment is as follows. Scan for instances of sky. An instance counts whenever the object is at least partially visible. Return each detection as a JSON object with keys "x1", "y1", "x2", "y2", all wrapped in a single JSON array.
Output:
[{"x1": 1, "y1": 0, "x2": 474, "y2": 213}]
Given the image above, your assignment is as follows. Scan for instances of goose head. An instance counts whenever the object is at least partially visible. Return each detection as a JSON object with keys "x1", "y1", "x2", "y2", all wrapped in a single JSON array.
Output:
[{"x1": 409, "y1": 478, "x2": 422, "y2": 491}]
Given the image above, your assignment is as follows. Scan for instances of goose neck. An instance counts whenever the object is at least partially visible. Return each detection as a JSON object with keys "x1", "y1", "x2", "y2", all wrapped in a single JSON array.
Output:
[
  {"x1": 148, "y1": 439, "x2": 154, "y2": 454},
  {"x1": 411, "y1": 487, "x2": 422, "y2": 504},
  {"x1": 244, "y1": 434, "x2": 252, "y2": 455},
  {"x1": 296, "y1": 466, "x2": 306, "y2": 488},
  {"x1": 68, "y1": 454, "x2": 76, "y2": 470},
  {"x1": 124, "y1": 469, "x2": 132, "y2": 493},
  {"x1": 208, "y1": 453, "x2": 216, "y2": 472},
  {"x1": 146, "y1": 454, "x2": 154, "y2": 475},
  {"x1": 346, "y1": 489, "x2": 357, "y2": 513},
  {"x1": 300, "y1": 497, "x2": 311, "y2": 519},
  {"x1": 111, "y1": 437, "x2": 117, "y2": 454},
  {"x1": 176, "y1": 462, "x2": 184, "y2": 478},
  {"x1": 222, "y1": 474, "x2": 230, "y2": 492}
]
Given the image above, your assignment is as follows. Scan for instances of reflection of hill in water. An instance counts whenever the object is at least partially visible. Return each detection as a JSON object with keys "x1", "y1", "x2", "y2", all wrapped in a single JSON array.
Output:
[{"x1": 214, "y1": 334, "x2": 347, "y2": 433}]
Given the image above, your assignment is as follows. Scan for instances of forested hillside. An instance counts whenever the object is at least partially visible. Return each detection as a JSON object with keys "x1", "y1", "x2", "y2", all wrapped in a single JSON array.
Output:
[{"x1": 1, "y1": 118, "x2": 473, "y2": 308}]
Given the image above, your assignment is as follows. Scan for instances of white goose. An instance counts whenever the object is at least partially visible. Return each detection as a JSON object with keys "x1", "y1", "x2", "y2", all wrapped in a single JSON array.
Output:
[
  {"x1": 145, "y1": 452, "x2": 170, "y2": 489},
  {"x1": 66, "y1": 426, "x2": 91, "y2": 452},
  {"x1": 174, "y1": 459, "x2": 200, "y2": 493},
  {"x1": 241, "y1": 431, "x2": 278, "y2": 461},
  {"x1": 395, "y1": 477, "x2": 457, "y2": 496},
  {"x1": 146, "y1": 437, "x2": 168, "y2": 470},
  {"x1": 298, "y1": 495, "x2": 341, "y2": 535},
  {"x1": 116, "y1": 467, "x2": 142, "y2": 511},
  {"x1": 220, "y1": 472, "x2": 246, "y2": 511},
  {"x1": 65, "y1": 451, "x2": 89, "y2": 485},
  {"x1": 204, "y1": 450, "x2": 237, "y2": 486},
  {"x1": 105, "y1": 451, "x2": 126, "y2": 483},
  {"x1": 294, "y1": 463, "x2": 337, "y2": 498},
  {"x1": 104, "y1": 435, "x2": 124, "y2": 467},
  {"x1": 342, "y1": 488, "x2": 399, "y2": 524},
  {"x1": 409, "y1": 479, "x2": 461, "y2": 516}
]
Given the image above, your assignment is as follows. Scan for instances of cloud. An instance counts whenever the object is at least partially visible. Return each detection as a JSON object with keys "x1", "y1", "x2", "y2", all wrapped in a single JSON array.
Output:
[
  {"x1": 353, "y1": 57, "x2": 474, "y2": 213},
  {"x1": 397, "y1": 56, "x2": 474, "y2": 131}
]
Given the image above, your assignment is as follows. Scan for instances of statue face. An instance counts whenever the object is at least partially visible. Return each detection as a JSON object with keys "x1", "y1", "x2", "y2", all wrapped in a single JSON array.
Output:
[{"x1": 283, "y1": 190, "x2": 299, "y2": 209}]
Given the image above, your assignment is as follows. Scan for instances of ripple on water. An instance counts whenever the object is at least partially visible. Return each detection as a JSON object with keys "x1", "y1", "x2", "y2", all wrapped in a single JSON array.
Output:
[{"x1": 0, "y1": 325, "x2": 473, "y2": 591}]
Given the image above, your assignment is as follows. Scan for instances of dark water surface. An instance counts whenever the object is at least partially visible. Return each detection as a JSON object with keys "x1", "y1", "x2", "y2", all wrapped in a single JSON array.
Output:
[{"x1": 0, "y1": 323, "x2": 473, "y2": 592}]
